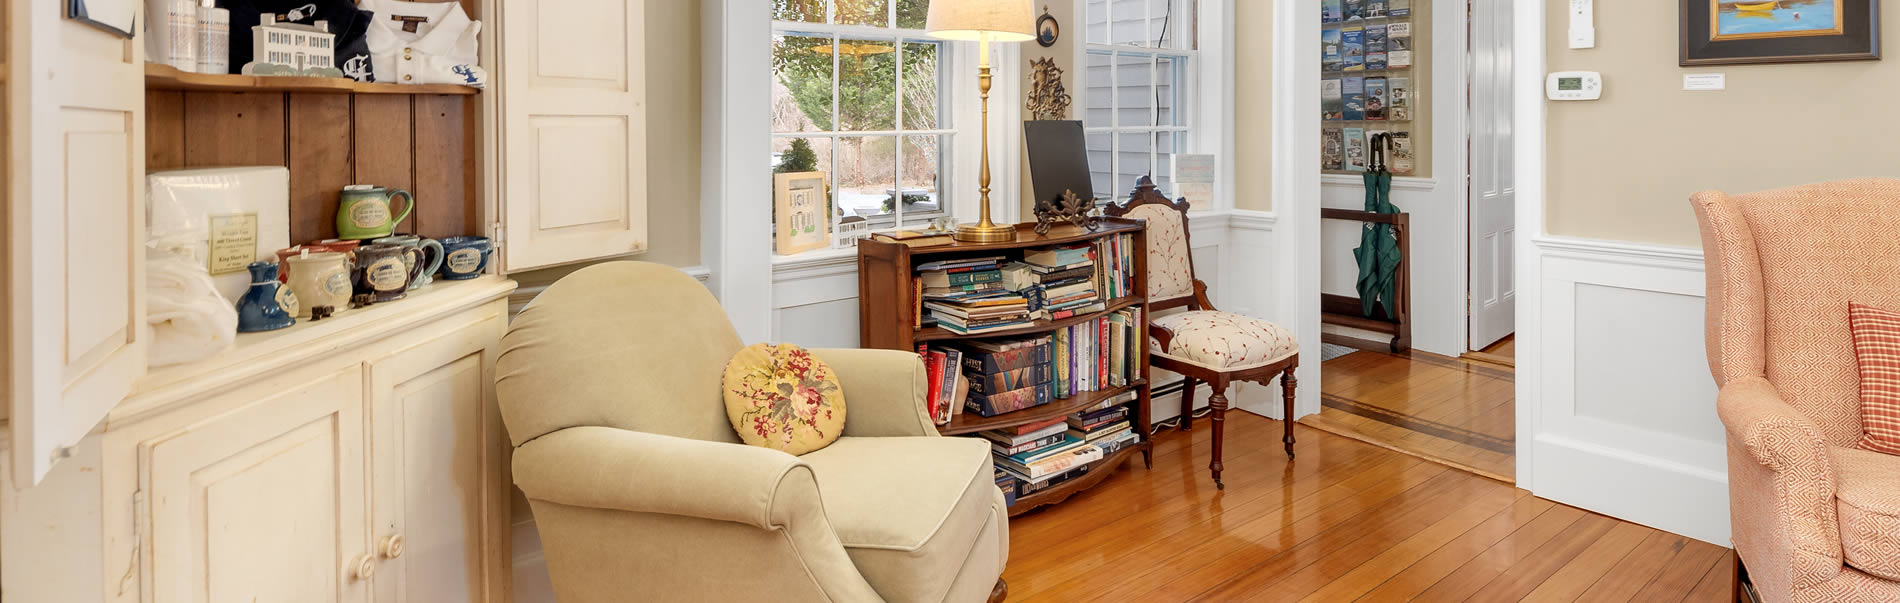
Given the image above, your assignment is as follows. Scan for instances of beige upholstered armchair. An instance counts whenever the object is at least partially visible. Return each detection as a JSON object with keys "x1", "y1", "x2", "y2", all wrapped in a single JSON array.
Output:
[
  {"x1": 496, "y1": 262, "x2": 1008, "y2": 602},
  {"x1": 1694, "y1": 179, "x2": 1900, "y2": 602}
]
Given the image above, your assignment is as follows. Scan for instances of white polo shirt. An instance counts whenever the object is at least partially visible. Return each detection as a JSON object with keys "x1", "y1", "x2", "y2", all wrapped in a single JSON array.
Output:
[{"x1": 358, "y1": 0, "x2": 487, "y2": 87}]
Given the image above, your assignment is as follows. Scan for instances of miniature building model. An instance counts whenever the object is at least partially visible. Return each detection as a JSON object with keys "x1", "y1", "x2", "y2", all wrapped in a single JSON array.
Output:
[{"x1": 242, "y1": 14, "x2": 344, "y2": 76}]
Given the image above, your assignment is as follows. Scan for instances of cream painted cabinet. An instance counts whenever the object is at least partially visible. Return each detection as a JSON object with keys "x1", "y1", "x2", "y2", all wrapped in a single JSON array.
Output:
[
  {"x1": 143, "y1": 365, "x2": 371, "y2": 603},
  {"x1": 493, "y1": 0, "x2": 649, "y2": 272}
]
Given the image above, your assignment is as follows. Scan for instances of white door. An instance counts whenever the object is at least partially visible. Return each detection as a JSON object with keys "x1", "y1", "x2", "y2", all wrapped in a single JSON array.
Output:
[
  {"x1": 7, "y1": 0, "x2": 148, "y2": 485},
  {"x1": 369, "y1": 321, "x2": 506, "y2": 602},
  {"x1": 144, "y1": 366, "x2": 370, "y2": 603},
  {"x1": 1468, "y1": 0, "x2": 1516, "y2": 351},
  {"x1": 496, "y1": 0, "x2": 649, "y2": 272}
]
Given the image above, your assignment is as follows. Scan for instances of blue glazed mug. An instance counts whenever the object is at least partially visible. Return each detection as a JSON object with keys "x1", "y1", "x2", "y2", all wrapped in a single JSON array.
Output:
[{"x1": 439, "y1": 236, "x2": 493, "y2": 280}]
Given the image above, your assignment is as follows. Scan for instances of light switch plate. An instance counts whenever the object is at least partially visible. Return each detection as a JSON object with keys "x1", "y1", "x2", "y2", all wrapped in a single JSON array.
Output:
[
  {"x1": 1569, "y1": 0, "x2": 1596, "y2": 48},
  {"x1": 1683, "y1": 73, "x2": 1725, "y2": 90}
]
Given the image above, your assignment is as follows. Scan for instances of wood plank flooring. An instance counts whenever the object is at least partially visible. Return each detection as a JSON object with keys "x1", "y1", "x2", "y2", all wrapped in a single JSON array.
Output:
[
  {"x1": 1003, "y1": 413, "x2": 1732, "y2": 602},
  {"x1": 1302, "y1": 350, "x2": 1515, "y2": 482}
]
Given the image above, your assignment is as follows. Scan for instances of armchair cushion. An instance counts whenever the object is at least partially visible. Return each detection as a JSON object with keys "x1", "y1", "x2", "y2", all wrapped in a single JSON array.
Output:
[
  {"x1": 1150, "y1": 310, "x2": 1299, "y2": 371},
  {"x1": 723, "y1": 343, "x2": 846, "y2": 455},
  {"x1": 1834, "y1": 446, "x2": 1900, "y2": 581},
  {"x1": 799, "y1": 436, "x2": 1005, "y2": 602}
]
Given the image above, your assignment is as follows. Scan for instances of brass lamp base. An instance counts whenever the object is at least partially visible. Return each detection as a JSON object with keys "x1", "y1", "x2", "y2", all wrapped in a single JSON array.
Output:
[{"x1": 954, "y1": 222, "x2": 1017, "y2": 243}]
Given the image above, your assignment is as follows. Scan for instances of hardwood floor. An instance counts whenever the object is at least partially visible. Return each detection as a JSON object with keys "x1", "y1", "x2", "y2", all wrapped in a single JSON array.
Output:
[
  {"x1": 1003, "y1": 413, "x2": 1732, "y2": 602},
  {"x1": 1303, "y1": 350, "x2": 1515, "y2": 482},
  {"x1": 1463, "y1": 336, "x2": 1516, "y2": 368}
]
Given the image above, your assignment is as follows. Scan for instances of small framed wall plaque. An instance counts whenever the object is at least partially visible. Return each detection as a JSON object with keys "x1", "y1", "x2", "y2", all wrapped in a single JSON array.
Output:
[
  {"x1": 1681, "y1": 0, "x2": 1880, "y2": 66},
  {"x1": 774, "y1": 172, "x2": 831, "y2": 255}
]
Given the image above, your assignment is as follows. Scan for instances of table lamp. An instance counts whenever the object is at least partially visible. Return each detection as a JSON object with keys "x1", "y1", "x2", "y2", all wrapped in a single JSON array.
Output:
[{"x1": 927, "y1": 0, "x2": 1035, "y2": 243}]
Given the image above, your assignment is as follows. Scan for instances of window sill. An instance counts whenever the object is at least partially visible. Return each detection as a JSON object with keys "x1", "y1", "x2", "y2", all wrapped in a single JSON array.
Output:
[{"x1": 771, "y1": 246, "x2": 860, "y2": 282}]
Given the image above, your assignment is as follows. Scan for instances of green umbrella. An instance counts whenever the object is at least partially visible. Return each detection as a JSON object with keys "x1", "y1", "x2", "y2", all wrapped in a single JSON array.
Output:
[{"x1": 1353, "y1": 134, "x2": 1402, "y2": 318}]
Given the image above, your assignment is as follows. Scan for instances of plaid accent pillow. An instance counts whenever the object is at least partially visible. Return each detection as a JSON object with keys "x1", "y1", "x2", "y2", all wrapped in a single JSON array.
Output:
[{"x1": 1850, "y1": 303, "x2": 1900, "y2": 455}]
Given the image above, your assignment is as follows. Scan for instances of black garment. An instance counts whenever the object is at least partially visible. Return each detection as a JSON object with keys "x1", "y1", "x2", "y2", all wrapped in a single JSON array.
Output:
[{"x1": 220, "y1": 0, "x2": 376, "y2": 81}]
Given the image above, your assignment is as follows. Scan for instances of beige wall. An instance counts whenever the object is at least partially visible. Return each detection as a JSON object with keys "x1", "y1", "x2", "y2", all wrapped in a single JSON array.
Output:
[
  {"x1": 514, "y1": 0, "x2": 702, "y2": 285},
  {"x1": 1545, "y1": 0, "x2": 1898, "y2": 247},
  {"x1": 1235, "y1": 1, "x2": 1272, "y2": 210}
]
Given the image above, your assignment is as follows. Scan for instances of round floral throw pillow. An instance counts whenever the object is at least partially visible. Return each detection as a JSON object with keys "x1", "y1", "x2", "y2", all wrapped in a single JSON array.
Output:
[{"x1": 722, "y1": 343, "x2": 846, "y2": 455}]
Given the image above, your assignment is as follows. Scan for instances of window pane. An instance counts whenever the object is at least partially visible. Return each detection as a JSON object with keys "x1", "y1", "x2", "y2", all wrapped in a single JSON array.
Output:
[
  {"x1": 1115, "y1": 54, "x2": 1155, "y2": 127},
  {"x1": 773, "y1": 0, "x2": 826, "y2": 24},
  {"x1": 773, "y1": 136, "x2": 836, "y2": 222},
  {"x1": 1084, "y1": 51, "x2": 1113, "y2": 127},
  {"x1": 773, "y1": 34, "x2": 835, "y2": 132},
  {"x1": 836, "y1": 37, "x2": 897, "y2": 131},
  {"x1": 836, "y1": 136, "x2": 898, "y2": 218},
  {"x1": 896, "y1": 0, "x2": 930, "y2": 29},
  {"x1": 1116, "y1": 131, "x2": 1153, "y2": 195},
  {"x1": 1110, "y1": 0, "x2": 1150, "y2": 46},
  {"x1": 900, "y1": 135, "x2": 944, "y2": 217},
  {"x1": 835, "y1": 0, "x2": 890, "y2": 26},
  {"x1": 1157, "y1": 55, "x2": 1180, "y2": 126},
  {"x1": 1152, "y1": 0, "x2": 1178, "y2": 48},
  {"x1": 1154, "y1": 131, "x2": 1174, "y2": 199},
  {"x1": 901, "y1": 42, "x2": 940, "y2": 129},
  {"x1": 1086, "y1": 0, "x2": 1109, "y2": 45},
  {"x1": 1087, "y1": 131, "x2": 1113, "y2": 200}
]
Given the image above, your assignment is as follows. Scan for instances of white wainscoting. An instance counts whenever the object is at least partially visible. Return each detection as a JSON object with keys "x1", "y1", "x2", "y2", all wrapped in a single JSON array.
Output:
[{"x1": 1523, "y1": 236, "x2": 1727, "y2": 546}]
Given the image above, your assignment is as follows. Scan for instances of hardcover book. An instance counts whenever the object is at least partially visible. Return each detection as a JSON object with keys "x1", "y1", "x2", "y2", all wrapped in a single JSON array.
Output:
[
  {"x1": 967, "y1": 363, "x2": 1053, "y2": 395},
  {"x1": 1321, "y1": 29, "x2": 1342, "y2": 73},
  {"x1": 960, "y1": 341, "x2": 1052, "y2": 374},
  {"x1": 1342, "y1": 76, "x2": 1366, "y2": 120},
  {"x1": 1322, "y1": 128, "x2": 1345, "y2": 171},
  {"x1": 1366, "y1": 77, "x2": 1388, "y2": 121},
  {"x1": 965, "y1": 381, "x2": 1056, "y2": 417},
  {"x1": 1341, "y1": 28, "x2": 1365, "y2": 71},
  {"x1": 1344, "y1": 127, "x2": 1367, "y2": 172},
  {"x1": 1322, "y1": 78, "x2": 1344, "y2": 120}
]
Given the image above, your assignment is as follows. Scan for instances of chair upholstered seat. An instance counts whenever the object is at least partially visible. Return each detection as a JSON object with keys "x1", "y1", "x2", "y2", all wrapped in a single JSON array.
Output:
[
  {"x1": 1149, "y1": 310, "x2": 1300, "y2": 371},
  {"x1": 1834, "y1": 446, "x2": 1900, "y2": 582},
  {"x1": 800, "y1": 437, "x2": 1008, "y2": 602}
]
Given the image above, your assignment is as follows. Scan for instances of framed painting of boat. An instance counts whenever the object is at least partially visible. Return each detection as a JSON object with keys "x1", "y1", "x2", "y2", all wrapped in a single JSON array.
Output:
[{"x1": 1681, "y1": 0, "x2": 1880, "y2": 65}]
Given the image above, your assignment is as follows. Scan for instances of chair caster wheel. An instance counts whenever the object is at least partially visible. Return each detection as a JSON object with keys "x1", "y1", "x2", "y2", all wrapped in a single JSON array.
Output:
[{"x1": 1215, "y1": 480, "x2": 1225, "y2": 490}]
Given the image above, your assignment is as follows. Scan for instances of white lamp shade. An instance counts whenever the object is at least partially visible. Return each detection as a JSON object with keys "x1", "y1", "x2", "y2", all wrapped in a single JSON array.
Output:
[{"x1": 925, "y1": 0, "x2": 1035, "y2": 42}]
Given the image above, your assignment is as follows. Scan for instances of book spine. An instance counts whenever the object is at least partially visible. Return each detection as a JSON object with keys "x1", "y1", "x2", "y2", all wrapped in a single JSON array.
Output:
[
  {"x1": 936, "y1": 349, "x2": 959, "y2": 424},
  {"x1": 924, "y1": 350, "x2": 944, "y2": 421},
  {"x1": 967, "y1": 363, "x2": 1052, "y2": 395},
  {"x1": 1098, "y1": 317, "x2": 1110, "y2": 388}
]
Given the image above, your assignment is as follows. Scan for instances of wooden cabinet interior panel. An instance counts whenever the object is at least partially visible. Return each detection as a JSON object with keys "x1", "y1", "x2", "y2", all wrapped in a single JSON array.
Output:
[{"x1": 145, "y1": 92, "x2": 480, "y2": 243}]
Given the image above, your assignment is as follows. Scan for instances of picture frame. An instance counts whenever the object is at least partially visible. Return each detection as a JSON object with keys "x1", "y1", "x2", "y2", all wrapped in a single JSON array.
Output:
[
  {"x1": 774, "y1": 171, "x2": 831, "y2": 255},
  {"x1": 1681, "y1": 0, "x2": 1880, "y2": 66}
]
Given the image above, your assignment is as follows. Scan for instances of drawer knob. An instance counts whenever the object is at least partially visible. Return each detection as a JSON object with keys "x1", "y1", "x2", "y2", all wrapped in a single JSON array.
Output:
[
  {"x1": 380, "y1": 534, "x2": 405, "y2": 559},
  {"x1": 352, "y1": 554, "x2": 377, "y2": 580}
]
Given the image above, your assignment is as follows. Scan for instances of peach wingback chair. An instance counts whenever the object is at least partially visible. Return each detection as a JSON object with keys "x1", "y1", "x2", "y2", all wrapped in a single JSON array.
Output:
[
  {"x1": 496, "y1": 262, "x2": 1009, "y2": 602},
  {"x1": 1694, "y1": 178, "x2": 1900, "y2": 602}
]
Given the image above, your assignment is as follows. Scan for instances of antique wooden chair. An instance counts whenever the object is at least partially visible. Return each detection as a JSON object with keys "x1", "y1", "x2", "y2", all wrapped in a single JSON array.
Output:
[{"x1": 1106, "y1": 177, "x2": 1300, "y2": 489}]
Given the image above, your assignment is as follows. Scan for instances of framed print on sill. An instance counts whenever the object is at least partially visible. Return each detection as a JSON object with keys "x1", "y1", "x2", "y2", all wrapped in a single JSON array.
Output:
[
  {"x1": 1681, "y1": 0, "x2": 1880, "y2": 66},
  {"x1": 774, "y1": 172, "x2": 830, "y2": 256}
]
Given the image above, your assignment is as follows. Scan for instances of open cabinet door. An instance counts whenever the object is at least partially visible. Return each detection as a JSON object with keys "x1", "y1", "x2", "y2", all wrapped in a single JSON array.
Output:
[
  {"x1": 7, "y1": 0, "x2": 147, "y2": 486},
  {"x1": 496, "y1": 0, "x2": 648, "y2": 272}
]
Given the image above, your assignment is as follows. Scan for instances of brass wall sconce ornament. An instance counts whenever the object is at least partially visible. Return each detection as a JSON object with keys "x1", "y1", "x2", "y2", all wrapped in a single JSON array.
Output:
[{"x1": 1025, "y1": 57, "x2": 1071, "y2": 121}]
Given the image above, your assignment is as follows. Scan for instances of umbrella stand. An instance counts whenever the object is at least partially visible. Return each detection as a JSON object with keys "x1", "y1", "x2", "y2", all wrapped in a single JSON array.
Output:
[
  {"x1": 1321, "y1": 208, "x2": 1412, "y2": 353},
  {"x1": 1329, "y1": 132, "x2": 1412, "y2": 352}
]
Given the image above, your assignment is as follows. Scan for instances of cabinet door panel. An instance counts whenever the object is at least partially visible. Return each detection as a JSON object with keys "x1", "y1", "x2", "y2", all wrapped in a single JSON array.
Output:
[
  {"x1": 497, "y1": 0, "x2": 647, "y2": 271},
  {"x1": 370, "y1": 321, "x2": 504, "y2": 602},
  {"x1": 9, "y1": 0, "x2": 147, "y2": 486},
  {"x1": 144, "y1": 366, "x2": 368, "y2": 603}
]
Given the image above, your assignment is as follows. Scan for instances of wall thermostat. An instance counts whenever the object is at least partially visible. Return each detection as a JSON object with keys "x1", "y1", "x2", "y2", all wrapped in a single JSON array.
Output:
[{"x1": 1546, "y1": 71, "x2": 1603, "y2": 101}]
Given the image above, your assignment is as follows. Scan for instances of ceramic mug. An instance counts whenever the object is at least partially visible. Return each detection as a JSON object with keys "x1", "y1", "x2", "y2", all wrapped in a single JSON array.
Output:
[
  {"x1": 337, "y1": 185, "x2": 415, "y2": 240},
  {"x1": 311, "y1": 238, "x2": 362, "y2": 258},
  {"x1": 352, "y1": 243, "x2": 425, "y2": 302},
  {"x1": 371, "y1": 234, "x2": 445, "y2": 290},
  {"x1": 438, "y1": 236, "x2": 493, "y2": 281},
  {"x1": 274, "y1": 244, "x2": 322, "y2": 282},
  {"x1": 284, "y1": 251, "x2": 353, "y2": 317}
]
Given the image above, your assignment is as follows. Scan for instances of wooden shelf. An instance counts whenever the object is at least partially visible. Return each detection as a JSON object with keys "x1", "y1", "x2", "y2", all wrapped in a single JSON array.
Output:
[
  {"x1": 938, "y1": 380, "x2": 1146, "y2": 436},
  {"x1": 1008, "y1": 443, "x2": 1148, "y2": 516},
  {"x1": 145, "y1": 63, "x2": 479, "y2": 95},
  {"x1": 915, "y1": 295, "x2": 1145, "y2": 343}
]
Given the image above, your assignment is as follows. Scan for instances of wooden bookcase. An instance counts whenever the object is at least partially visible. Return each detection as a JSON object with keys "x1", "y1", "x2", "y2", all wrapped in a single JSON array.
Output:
[{"x1": 857, "y1": 219, "x2": 1153, "y2": 516}]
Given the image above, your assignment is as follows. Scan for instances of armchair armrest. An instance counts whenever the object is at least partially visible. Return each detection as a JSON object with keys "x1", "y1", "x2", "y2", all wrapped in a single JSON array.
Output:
[
  {"x1": 810, "y1": 347, "x2": 937, "y2": 438},
  {"x1": 1717, "y1": 377, "x2": 1844, "y2": 588},
  {"x1": 1719, "y1": 377, "x2": 1835, "y2": 474},
  {"x1": 512, "y1": 426, "x2": 819, "y2": 530}
]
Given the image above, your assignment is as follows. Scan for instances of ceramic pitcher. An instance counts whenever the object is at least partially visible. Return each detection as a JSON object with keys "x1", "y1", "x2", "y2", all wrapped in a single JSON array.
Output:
[
  {"x1": 337, "y1": 185, "x2": 415, "y2": 240},
  {"x1": 236, "y1": 261, "x2": 297, "y2": 332}
]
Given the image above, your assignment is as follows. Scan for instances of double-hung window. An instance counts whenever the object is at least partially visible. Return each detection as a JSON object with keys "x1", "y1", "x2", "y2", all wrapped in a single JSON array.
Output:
[
  {"x1": 1083, "y1": 0, "x2": 1193, "y2": 202},
  {"x1": 772, "y1": 0, "x2": 953, "y2": 243}
]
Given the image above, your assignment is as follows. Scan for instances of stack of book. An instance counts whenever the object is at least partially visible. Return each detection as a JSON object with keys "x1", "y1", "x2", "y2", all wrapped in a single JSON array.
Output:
[
  {"x1": 1051, "y1": 306, "x2": 1144, "y2": 398},
  {"x1": 1001, "y1": 258, "x2": 1102, "y2": 321},
  {"x1": 1090, "y1": 232, "x2": 1137, "y2": 302},
  {"x1": 916, "y1": 345, "x2": 968, "y2": 425},
  {"x1": 960, "y1": 338, "x2": 1055, "y2": 416},
  {"x1": 915, "y1": 256, "x2": 1034, "y2": 334},
  {"x1": 1068, "y1": 403, "x2": 1139, "y2": 456},
  {"x1": 983, "y1": 418, "x2": 1103, "y2": 492}
]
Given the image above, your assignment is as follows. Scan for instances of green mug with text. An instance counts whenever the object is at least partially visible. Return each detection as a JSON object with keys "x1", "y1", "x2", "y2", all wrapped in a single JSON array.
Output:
[{"x1": 337, "y1": 185, "x2": 415, "y2": 240}]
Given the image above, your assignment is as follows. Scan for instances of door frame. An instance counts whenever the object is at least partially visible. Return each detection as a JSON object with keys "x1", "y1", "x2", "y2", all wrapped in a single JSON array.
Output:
[{"x1": 1271, "y1": 0, "x2": 1545, "y2": 486}]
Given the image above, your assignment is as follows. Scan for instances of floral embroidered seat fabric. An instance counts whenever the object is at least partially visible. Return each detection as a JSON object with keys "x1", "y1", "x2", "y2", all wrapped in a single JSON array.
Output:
[
  {"x1": 1150, "y1": 311, "x2": 1299, "y2": 371},
  {"x1": 722, "y1": 343, "x2": 846, "y2": 455}
]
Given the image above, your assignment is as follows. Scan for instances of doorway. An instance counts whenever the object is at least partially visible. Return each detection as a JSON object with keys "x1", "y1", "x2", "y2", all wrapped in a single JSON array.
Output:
[{"x1": 1304, "y1": 0, "x2": 1518, "y2": 484}]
